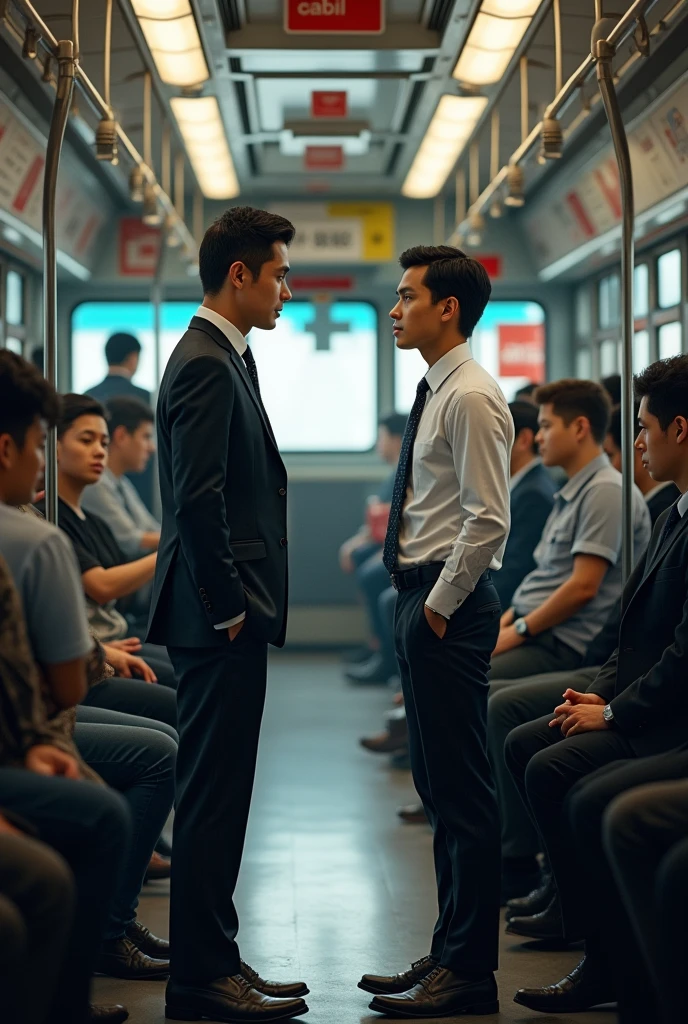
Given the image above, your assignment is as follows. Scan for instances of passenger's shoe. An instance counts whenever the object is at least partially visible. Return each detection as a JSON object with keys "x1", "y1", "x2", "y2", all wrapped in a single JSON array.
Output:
[
  {"x1": 358, "y1": 955, "x2": 437, "y2": 995},
  {"x1": 500, "y1": 856, "x2": 542, "y2": 905},
  {"x1": 360, "y1": 713, "x2": 408, "y2": 754},
  {"x1": 342, "y1": 645, "x2": 374, "y2": 664},
  {"x1": 345, "y1": 655, "x2": 392, "y2": 685},
  {"x1": 397, "y1": 803, "x2": 428, "y2": 825},
  {"x1": 165, "y1": 975, "x2": 309, "y2": 1021},
  {"x1": 513, "y1": 956, "x2": 615, "y2": 1013},
  {"x1": 88, "y1": 1006, "x2": 129, "y2": 1023},
  {"x1": 125, "y1": 919, "x2": 170, "y2": 958},
  {"x1": 241, "y1": 960, "x2": 310, "y2": 998},
  {"x1": 145, "y1": 850, "x2": 171, "y2": 881},
  {"x1": 505, "y1": 895, "x2": 565, "y2": 941},
  {"x1": 505, "y1": 873, "x2": 554, "y2": 921},
  {"x1": 390, "y1": 750, "x2": 411, "y2": 770},
  {"x1": 97, "y1": 936, "x2": 170, "y2": 979},
  {"x1": 369, "y1": 965, "x2": 498, "y2": 1018}
]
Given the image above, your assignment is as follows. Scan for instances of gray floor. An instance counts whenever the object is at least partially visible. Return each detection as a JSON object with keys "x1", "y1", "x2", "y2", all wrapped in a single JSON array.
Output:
[{"x1": 93, "y1": 653, "x2": 617, "y2": 1024}]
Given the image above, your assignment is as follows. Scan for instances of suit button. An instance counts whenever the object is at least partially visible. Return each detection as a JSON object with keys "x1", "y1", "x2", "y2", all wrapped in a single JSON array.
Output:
[
  {"x1": 279, "y1": 488, "x2": 286, "y2": 496},
  {"x1": 280, "y1": 538, "x2": 288, "y2": 547}
]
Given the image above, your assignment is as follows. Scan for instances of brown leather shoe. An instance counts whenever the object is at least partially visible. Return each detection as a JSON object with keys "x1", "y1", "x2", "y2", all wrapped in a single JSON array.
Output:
[
  {"x1": 144, "y1": 850, "x2": 171, "y2": 881},
  {"x1": 125, "y1": 919, "x2": 170, "y2": 958},
  {"x1": 241, "y1": 960, "x2": 309, "y2": 997},
  {"x1": 88, "y1": 1006, "x2": 128, "y2": 1024},
  {"x1": 165, "y1": 975, "x2": 308, "y2": 1021},
  {"x1": 358, "y1": 955, "x2": 437, "y2": 995},
  {"x1": 369, "y1": 966, "x2": 499, "y2": 1018},
  {"x1": 97, "y1": 936, "x2": 169, "y2": 979}
]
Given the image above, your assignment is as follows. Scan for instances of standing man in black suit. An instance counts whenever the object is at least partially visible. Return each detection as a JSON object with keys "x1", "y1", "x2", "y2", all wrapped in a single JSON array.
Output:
[{"x1": 147, "y1": 207, "x2": 309, "y2": 1024}]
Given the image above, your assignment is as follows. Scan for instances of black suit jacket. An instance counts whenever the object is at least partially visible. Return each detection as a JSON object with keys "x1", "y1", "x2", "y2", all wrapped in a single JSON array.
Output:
[
  {"x1": 493, "y1": 462, "x2": 557, "y2": 609},
  {"x1": 86, "y1": 374, "x2": 151, "y2": 406},
  {"x1": 588, "y1": 500, "x2": 688, "y2": 754},
  {"x1": 146, "y1": 317, "x2": 288, "y2": 648}
]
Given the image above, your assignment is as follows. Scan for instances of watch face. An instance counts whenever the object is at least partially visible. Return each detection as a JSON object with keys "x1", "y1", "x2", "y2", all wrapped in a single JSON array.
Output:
[{"x1": 515, "y1": 619, "x2": 527, "y2": 636}]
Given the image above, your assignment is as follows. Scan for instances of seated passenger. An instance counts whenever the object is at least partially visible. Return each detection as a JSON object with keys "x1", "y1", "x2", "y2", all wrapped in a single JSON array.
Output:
[
  {"x1": 513, "y1": 381, "x2": 538, "y2": 405},
  {"x1": 491, "y1": 378, "x2": 651, "y2": 680},
  {"x1": 504, "y1": 355, "x2": 688, "y2": 1016},
  {"x1": 605, "y1": 401, "x2": 680, "y2": 519},
  {"x1": 493, "y1": 401, "x2": 557, "y2": 610}
]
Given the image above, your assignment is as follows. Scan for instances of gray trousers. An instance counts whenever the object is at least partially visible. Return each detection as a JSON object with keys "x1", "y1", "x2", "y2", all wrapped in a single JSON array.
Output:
[{"x1": 488, "y1": 666, "x2": 600, "y2": 859}]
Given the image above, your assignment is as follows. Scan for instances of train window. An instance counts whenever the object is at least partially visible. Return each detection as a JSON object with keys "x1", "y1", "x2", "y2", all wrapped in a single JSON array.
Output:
[
  {"x1": 658, "y1": 321, "x2": 683, "y2": 359},
  {"x1": 633, "y1": 331, "x2": 651, "y2": 373},
  {"x1": 657, "y1": 250, "x2": 681, "y2": 309},
  {"x1": 576, "y1": 348, "x2": 593, "y2": 379},
  {"x1": 6, "y1": 270, "x2": 24, "y2": 326},
  {"x1": 598, "y1": 274, "x2": 620, "y2": 329},
  {"x1": 5, "y1": 337, "x2": 23, "y2": 356},
  {"x1": 600, "y1": 339, "x2": 619, "y2": 376},
  {"x1": 633, "y1": 264, "x2": 649, "y2": 318},
  {"x1": 249, "y1": 300, "x2": 378, "y2": 452},
  {"x1": 575, "y1": 287, "x2": 591, "y2": 339},
  {"x1": 394, "y1": 300, "x2": 546, "y2": 411}
]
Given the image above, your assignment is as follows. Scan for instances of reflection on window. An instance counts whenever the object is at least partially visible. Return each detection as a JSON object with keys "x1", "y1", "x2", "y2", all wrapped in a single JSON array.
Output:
[
  {"x1": 6, "y1": 271, "x2": 24, "y2": 325},
  {"x1": 598, "y1": 274, "x2": 620, "y2": 329},
  {"x1": 633, "y1": 330, "x2": 650, "y2": 373},
  {"x1": 658, "y1": 322, "x2": 682, "y2": 360},
  {"x1": 658, "y1": 250, "x2": 681, "y2": 308},
  {"x1": 250, "y1": 301, "x2": 378, "y2": 451},
  {"x1": 576, "y1": 347, "x2": 592, "y2": 379},
  {"x1": 575, "y1": 287, "x2": 591, "y2": 339},
  {"x1": 633, "y1": 264, "x2": 649, "y2": 318},
  {"x1": 394, "y1": 301, "x2": 546, "y2": 412},
  {"x1": 600, "y1": 339, "x2": 619, "y2": 376},
  {"x1": 5, "y1": 337, "x2": 23, "y2": 355}
]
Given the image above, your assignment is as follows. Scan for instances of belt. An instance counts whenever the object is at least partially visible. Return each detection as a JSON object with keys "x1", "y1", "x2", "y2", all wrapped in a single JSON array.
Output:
[{"x1": 390, "y1": 563, "x2": 492, "y2": 593}]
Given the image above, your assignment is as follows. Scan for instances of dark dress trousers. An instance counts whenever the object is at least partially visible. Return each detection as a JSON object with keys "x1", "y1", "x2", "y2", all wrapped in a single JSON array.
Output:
[
  {"x1": 147, "y1": 316, "x2": 288, "y2": 984},
  {"x1": 493, "y1": 462, "x2": 557, "y2": 610}
]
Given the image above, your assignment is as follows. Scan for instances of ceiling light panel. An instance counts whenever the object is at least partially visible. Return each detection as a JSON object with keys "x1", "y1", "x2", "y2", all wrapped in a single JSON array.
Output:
[
  {"x1": 453, "y1": 0, "x2": 546, "y2": 87},
  {"x1": 130, "y1": 0, "x2": 209, "y2": 87},
  {"x1": 402, "y1": 96, "x2": 488, "y2": 199},
  {"x1": 170, "y1": 97, "x2": 239, "y2": 199}
]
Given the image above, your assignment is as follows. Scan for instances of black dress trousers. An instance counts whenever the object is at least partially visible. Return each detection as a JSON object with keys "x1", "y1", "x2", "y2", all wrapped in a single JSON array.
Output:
[
  {"x1": 394, "y1": 575, "x2": 502, "y2": 974},
  {"x1": 168, "y1": 634, "x2": 268, "y2": 984}
]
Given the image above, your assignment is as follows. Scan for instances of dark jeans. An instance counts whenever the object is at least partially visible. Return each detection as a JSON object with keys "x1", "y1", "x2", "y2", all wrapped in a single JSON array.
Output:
[
  {"x1": 74, "y1": 722, "x2": 176, "y2": 940},
  {"x1": 395, "y1": 576, "x2": 502, "y2": 974},
  {"x1": 489, "y1": 630, "x2": 582, "y2": 680},
  {"x1": 0, "y1": 833, "x2": 74, "y2": 1024},
  {"x1": 76, "y1": 702, "x2": 179, "y2": 742},
  {"x1": 355, "y1": 550, "x2": 392, "y2": 652},
  {"x1": 378, "y1": 585, "x2": 398, "y2": 680},
  {"x1": 81, "y1": 676, "x2": 177, "y2": 729},
  {"x1": 137, "y1": 642, "x2": 178, "y2": 690},
  {"x1": 0, "y1": 770, "x2": 130, "y2": 1024}
]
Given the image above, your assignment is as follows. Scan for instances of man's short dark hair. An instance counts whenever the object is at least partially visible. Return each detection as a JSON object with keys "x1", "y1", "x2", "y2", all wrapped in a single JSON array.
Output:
[
  {"x1": 608, "y1": 402, "x2": 641, "y2": 451},
  {"x1": 105, "y1": 397, "x2": 154, "y2": 437},
  {"x1": 601, "y1": 373, "x2": 621, "y2": 406},
  {"x1": 105, "y1": 333, "x2": 141, "y2": 367},
  {"x1": 199, "y1": 206, "x2": 296, "y2": 296},
  {"x1": 378, "y1": 412, "x2": 407, "y2": 438},
  {"x1": 515, "y1": 382, "x2": 538, "y2": 400},
  {"x1": 634, "y1": 355, "x2": 688, "y2": 431},
  {"x1": 57, "y1": 394, "x2": 107, "y2": 440},
  {"x1": 0, "y1": 350, "x2": 60, "y2": 449},
  {"x1": 398, "y1": 245, "x2": 492, "y2": 338},
  {"x1": 534, "y1": 378, "x2": 612, "y2": 445},
  {"x1": 509, "y1": 400, "x2": 540, "y2": 454}
]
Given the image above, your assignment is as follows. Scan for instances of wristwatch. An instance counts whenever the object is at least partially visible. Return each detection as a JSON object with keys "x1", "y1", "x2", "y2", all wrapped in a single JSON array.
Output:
[
  {"x1": 603, "y1": 704, "x2": 615, "y2": 727},
  {"x1": 514, "y1": 617, "x2": 531, "y2": 638}
]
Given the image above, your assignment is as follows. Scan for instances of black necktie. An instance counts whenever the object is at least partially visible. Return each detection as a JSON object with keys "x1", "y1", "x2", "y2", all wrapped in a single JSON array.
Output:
[
  {"x1": 659, "y1": 501, "x2": 682, "y2": 549},
  {"x1": 383, "y1": 377, "x2": 430, "y2": 573},
  {"x1": 242, "y1": 346, "x2": 262, "y2": 401}
]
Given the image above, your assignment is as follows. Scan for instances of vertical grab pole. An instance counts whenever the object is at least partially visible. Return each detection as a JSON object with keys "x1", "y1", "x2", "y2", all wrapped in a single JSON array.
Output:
[
  {"x1": 593, "y1": 22, "x2": 634, "y2": 582},
  {"x1": 43, "y1": 38, "x2": 77, "y2": 525}
]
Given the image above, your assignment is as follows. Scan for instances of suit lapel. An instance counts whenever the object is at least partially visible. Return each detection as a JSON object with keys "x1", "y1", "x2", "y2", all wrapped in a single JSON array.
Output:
[
  {"x1": 622, "y1": 507, "x2": 688, "y2": 621},
  {"x1": 189, "y1": 316, "x2": 279, "y2": 454}
]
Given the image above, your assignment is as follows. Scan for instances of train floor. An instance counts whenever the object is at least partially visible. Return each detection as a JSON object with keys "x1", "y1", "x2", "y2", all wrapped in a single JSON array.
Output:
[{"x1": 92, "y1": 652, "x2": 617, "y2": 1024}]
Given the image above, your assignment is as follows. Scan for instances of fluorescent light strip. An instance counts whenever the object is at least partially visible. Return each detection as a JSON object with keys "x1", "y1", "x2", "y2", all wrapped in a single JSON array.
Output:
[
  {"x1": 130, "y1": 0, "x2": 209, "y2": 87},
  {"x1": 453, "y1": 1, "x2": 545, "y2": 87},
  {"x1": 402, "y1": 95, "x2": 488, "y2": 199},
  {"x1": 170, "y1": 96, "x2": 239, "y2": 200}
]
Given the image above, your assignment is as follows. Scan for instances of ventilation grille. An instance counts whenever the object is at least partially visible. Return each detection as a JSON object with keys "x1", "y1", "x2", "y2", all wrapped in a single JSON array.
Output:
[
  {"x1": 234, "y1": 80, "x2": 252, "y2": 135},
  {"x1": 427, "y1": 0, "x2": 454, "y2": 32},
  {"x1": 218, "y1": 0, "x2": 242, "y2": 32},
  {"x1": 399, "y1": 80, "x2": 425, "y2": 135},
  {"x1": 385, "y1": 142, "x2": 404, "y2": 176}
]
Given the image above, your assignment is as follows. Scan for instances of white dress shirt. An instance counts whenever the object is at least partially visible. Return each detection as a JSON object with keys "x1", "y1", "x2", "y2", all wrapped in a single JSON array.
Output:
[
  {"x1": 398, "y1": 342, "x2": 514, "y2": 619},
  {"x1": 194, "y1": 305, "x2": 248, "y2": 630},
  {"x1": 678, "y1": 489, "x2": 688, "y2": 518}
]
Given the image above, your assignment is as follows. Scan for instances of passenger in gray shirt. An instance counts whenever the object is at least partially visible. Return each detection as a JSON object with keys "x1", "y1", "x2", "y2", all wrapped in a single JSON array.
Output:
[
  {"x1": 490, "y1": 379, "x2": 651, "y2": 680},
  {"x1": 81, "y1": 396, "x2": 160, "y2": 560}
]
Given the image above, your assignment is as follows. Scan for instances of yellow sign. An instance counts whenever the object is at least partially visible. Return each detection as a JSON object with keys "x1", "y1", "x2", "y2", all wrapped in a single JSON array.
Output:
[
  {"x1": 328, "y1": 202, "x2": 395, "y2": 261},
  {"x1": 271, "y1": 202, "x2": 395, "y2": 263}
]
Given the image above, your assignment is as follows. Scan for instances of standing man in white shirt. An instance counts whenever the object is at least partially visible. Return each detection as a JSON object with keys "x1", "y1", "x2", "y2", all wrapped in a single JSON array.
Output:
[{"x1": 360, "y1": 246, "x2": 513, "y2": 1019}]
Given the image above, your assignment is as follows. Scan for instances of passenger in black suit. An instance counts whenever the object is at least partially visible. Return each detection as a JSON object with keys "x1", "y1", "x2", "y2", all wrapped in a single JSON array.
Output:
[
  {"x1": 493, "y1": 401, "x2": 557, "y2": 610},
  {"x1": 147, "y1": 207, "x2": 309, "y2": 1024},
  {"x1": 605, "y1": 401, "x2": 680, "y2": 520},
  {"x1": 504, "y1": 354, "x2": 688, "y2": 1015}
]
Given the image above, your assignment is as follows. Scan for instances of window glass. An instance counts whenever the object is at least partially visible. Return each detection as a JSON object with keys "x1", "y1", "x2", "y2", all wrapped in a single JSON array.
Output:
[
  {"x1": 658, "y1": 321, "x2": 682, "y2": 360},
  {"x1": 600, "y1": 339, "x2": 619, "y2": 376},
  {"x1": 5, "y1": 337, "x2": 23, "y2": 355},
  {"x1": 575, "y1": 287, "x2": 591, "y2": 339},
  {"x1": 6, "y1": 271, "x2": 24, "y2": 325},
  {"x1": 633, "y1": 264, "x2": 649, "y2": 318},
  {"x1": 576, "y1": 347, "x2": 592, "y2": 379},
  {"x1": 633, "y1": 330, "x2": 650, "y2": 373},
  {"x1": 657, "y1": 250, "x2": 681, "y2": 308},
  {"x1": 394, "y1": 300, "x2": 546, "y2": 412},
  {"x1": 250, "y1": 301, "x2": 378, "y2": 451},
  {"x1": 598, "y1": 274, "x2": 620, "y2": 329}
]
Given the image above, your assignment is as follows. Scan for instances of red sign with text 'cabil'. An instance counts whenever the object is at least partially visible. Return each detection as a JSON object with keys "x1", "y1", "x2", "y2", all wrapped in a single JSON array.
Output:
[
  {"x1": 312, "y1": 91, "x2": 348, "y2": 118},
  {"x1": 285, "y1": 0, "x2": 384, "y2": 35},
  {"x1": 305, "y1": 145, "x2": 344, "y2": 170},
  {"x1": 498, "y1": 324, "x2": 546, "y2": 380}
]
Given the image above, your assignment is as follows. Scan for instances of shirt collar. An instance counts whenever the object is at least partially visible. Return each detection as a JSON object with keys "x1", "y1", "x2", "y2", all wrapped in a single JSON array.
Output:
[
  {"x1": 107, "y1": 365, "x2": 132, "y2": 379},
  {"x1": 424, "y1": 342, "x2": 473, "y2": 395},
  {"x1": 194, "y1": 306, "x2": 247, "y2": 357},
  {"x1": 510, "y1": 457, "x2": 542, "y2": 492},
  {"x1": 678, "y1": 490, "x2": 688, "y2": 518},
  {"x1": 556, "y1": 452, "x2": 611, "y2": 504}
]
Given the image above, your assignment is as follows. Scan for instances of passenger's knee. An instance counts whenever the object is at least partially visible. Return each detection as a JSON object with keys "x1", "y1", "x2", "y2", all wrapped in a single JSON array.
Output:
[
  {"x1": 140, "y1": 728, "x2": 178, "y2": 775},
  {"x1": 602, "y1": 788, "x2": 649, "y2": 859}
]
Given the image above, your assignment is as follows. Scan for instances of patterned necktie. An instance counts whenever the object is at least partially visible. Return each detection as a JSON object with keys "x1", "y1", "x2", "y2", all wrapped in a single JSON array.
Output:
[
  {"x1": 383, "y1": 377, "x2": 430, "y2": 573},
  {"x1": 242, "y1": 346, "x2": 262, "y2": 401},
  {"x1": 659, "y1": 501, "x2": 682, "y2": 549}
]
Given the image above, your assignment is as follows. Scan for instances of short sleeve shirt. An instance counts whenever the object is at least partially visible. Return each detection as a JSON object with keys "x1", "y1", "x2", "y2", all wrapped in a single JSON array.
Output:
[{"x1": 512, "y1": 453, "x2": 652, "y2": 655}]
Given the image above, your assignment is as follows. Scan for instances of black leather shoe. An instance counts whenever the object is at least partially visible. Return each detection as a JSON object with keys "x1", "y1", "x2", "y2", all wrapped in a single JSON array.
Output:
[
  {"x1": 359, "y1": 955, "x2": 437, "y2": 995},
  {"x1": 513, "y1": 956, "x2": 615, "y2": 1013},
  {"x1": 369, "y1": 966, "x2": 498, "y2": 1018},
  {"x1": 397, "y1": 803, "x2": 428, "y2": 825},
  {"x1": 88, "y1": 1006, "x2": 129, "y2": 1023},
  {"x1": 165, "y1": 975, "x2": 309, "y2": 1021},
  {"x1": 97, "y1": 936, "x2": 170, "y2": 979},
  {"x1": 505, "y1": 895, "x2": 565, "y2": 941},
  {"x1": 125, "y1": 919, "x2": 170, "y2": 958},
  {"x1": 241, "y1": 960, "x2": 309, "y2": 998},
  {"x1": 505, "y1": 874, "x2": 553, "y2": 921},
  {"x1": 345, "y1": 655, "x2": 392, "y2": 685}
]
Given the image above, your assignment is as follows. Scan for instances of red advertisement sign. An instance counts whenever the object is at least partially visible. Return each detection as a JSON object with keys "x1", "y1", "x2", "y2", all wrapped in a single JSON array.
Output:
[
  {"x1": 311, "y1": 91, "x2": 348, "y2": 118},
  {"x1": 289, "y1": 275, "x2": 353, "y2": 290},
  {"x1": 475, "y1": 255, "x2": 502, "y2": 279},
  {"x1": 285, "y1": 0, "x2": 384, "y2": 35},
  {"x1": 498, "y1": 323, "x2": 546, "y2": 379},
  {"x1": 305, "y1": 145, "x2": 344, "y2": 170},
  {"x1": 12, "y1": 156, "x2": 44, "y2": 213},
  {"x1": 118, "y1": 217, "x2": 161, "y2": 277}
]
